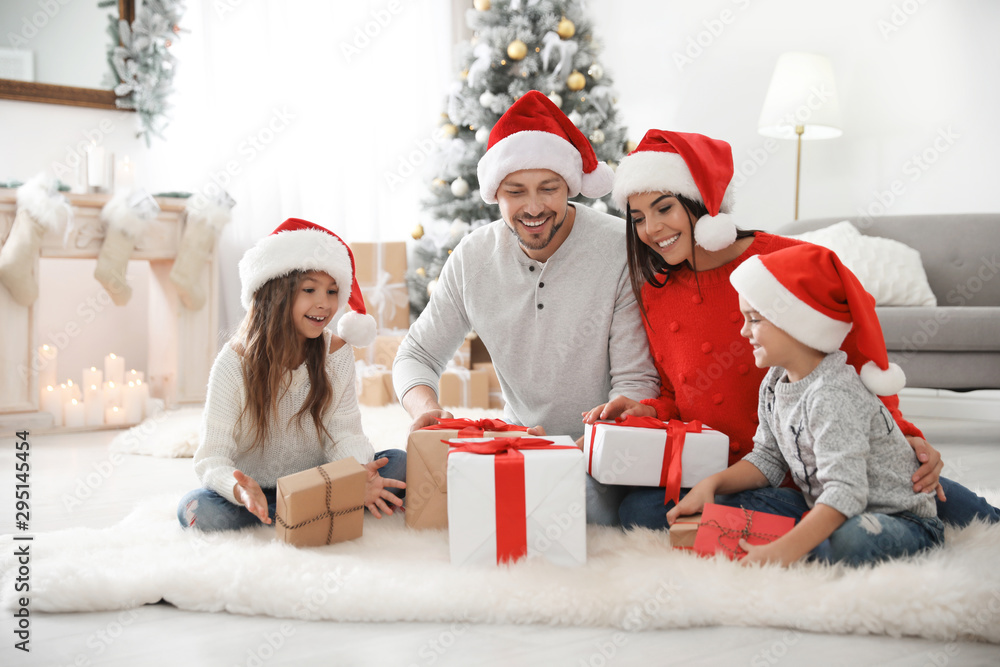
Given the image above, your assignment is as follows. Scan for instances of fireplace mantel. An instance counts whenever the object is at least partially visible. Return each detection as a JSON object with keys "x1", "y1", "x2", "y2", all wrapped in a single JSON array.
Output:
[{"x1": 0, "y1": 188, "x2": 219, "y2": 433}]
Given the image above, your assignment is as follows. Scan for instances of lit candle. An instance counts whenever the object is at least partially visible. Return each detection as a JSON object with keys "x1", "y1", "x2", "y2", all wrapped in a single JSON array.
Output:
[
  {"x1": 105, "y1": 405, "x2": 126, "y2": 426},
  {"x1": 64, "y1": 379, "x2": 82, "y2": 401},
  {"x1": 40, "y1": 385, "x2": 63, "y2": 427},
  {"x1": 103, "y1": 381, "x2": 122, "y2": 408},
  {"x1": 64, "y1": 398, "x2": 85, "y2": 428},
  {"x1": 83, "y1": 366, "x2": 103, "y2": 389},
  {"x1": 123, "y1": 381, "x2": 143, "y2": 424},
  {"x1": 127, "y1": 368, "x2": 145, "y2": 383},
  {"x1": 84, "y1": 394, "x2": 104, "y2": 427},
  {"x1": 38, "y1": 345, "x2": 57, "y2": 392},
  {"x1": 104, "y1": 353, "x2": 125, "y2": 386},
  {"x1": 84, "y1": 383, "x2": 101, "y2": 405}
]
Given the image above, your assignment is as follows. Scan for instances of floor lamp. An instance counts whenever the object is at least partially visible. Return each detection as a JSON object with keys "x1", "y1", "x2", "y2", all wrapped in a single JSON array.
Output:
[{"x1": 757, "y1": 52, "x2": 843, "y2": 220}]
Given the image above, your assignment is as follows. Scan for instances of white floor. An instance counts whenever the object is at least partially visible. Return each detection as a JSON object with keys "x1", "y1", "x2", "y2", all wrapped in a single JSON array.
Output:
[{"x1": 3, "y1": 416, "x2": 1000, "y2": 666}]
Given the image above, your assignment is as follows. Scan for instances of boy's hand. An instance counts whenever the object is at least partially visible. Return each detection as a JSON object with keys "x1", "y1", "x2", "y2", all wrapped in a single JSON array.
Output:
[
  {"x1": 363, "y1": 457, "x2": 406, "y2": 518},
  {"x1": 666, "y1": 482, "x2": 714, "y2": 525},
  {"x1": 906, "y1": 436, "x2": 946, "y2": 501},
  {"x1": 738, "y1": 539, "x2": 800, "y2": 567}
]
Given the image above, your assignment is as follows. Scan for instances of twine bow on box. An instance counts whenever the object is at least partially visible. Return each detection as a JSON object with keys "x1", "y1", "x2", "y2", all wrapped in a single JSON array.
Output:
[
  {"x1": 274, "y1": 465, "x2": 364, "y2": 546},
  {"x1": 700, "y1": 507, "x2": 788, "y2": 559}
]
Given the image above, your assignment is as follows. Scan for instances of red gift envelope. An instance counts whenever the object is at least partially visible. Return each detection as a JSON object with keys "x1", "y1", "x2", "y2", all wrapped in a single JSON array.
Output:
[{"x1": 693, "y1": 503, "x2": 796, "y2": 560}]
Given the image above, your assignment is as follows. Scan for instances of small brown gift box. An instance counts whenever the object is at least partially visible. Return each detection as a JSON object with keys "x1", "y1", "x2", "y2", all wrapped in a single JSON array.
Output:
[
  {"x1": 451, "y1": 337, "x2": 472, "y2": 369},
  {"x1": 275, "y1": 458, "x2": 367, "y2": 547},
  {"x1": 406, "y1": 425, "x2": 530, "y2": 530},
  {"x1": 438, "y1": 368, "x2": 489, "y2": 408},
  {"x1": 472, "y1": 361, "x2": 501, "y2": 392},
  {"x1": 357, "y1": 369, "x2": 395, "y2": 406},
  {"x1": 669, "y1": 513, "x2": 702, "y2": 549},
  {"x1": 352, "y1": 241, "x2": 409, "y2": 331},
  {"x1": 355, "y1": 333, "x2": 407, "y2": 367}
]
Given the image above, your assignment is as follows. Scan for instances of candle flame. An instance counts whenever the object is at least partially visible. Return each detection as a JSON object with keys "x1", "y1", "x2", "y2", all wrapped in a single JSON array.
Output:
[
  {"x1": 72, "y1": 399, "x2": 78, "y2": 406},
  {"x1": 109, "y1": 353, "x2": 117, "y2": 359},
  {"x1": 46, "y1": 385, "x2": 54, "y2": 391}
]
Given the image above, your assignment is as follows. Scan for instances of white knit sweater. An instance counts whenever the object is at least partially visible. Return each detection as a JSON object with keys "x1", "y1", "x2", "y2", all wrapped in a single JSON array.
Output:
[{"x1": 194, "y1": 331, "x2": 374, "y2": 504}]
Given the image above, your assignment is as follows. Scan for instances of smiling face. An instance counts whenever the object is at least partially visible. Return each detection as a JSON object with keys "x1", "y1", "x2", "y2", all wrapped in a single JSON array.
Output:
[
  {"x1": 738, "y1": 294, "x2": 825, "y2": 381},
  {"x1": 628, "y1": 191, "x2": 696, "y2": 266},
  {"x1": 291, "y1": 271, "x2": 339, "y2": 343},
  {"x1": 496, "y1": 168, "x2": 573, "y2": 261}
]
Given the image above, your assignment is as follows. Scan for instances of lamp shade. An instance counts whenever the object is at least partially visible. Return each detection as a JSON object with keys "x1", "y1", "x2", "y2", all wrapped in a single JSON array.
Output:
[{"x1": 758, "y1": 52, "x2": 843, "y2": 140}]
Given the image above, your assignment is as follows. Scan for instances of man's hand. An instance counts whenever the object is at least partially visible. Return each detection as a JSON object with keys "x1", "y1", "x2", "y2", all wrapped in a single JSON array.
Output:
[{"x1": 907, "y1": 435, "x2": 946, "y2": 501}]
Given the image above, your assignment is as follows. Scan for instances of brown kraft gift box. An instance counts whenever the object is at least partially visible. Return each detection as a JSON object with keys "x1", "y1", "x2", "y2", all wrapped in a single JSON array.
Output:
[
  {"x1": 669, "y1": 513, "x2": 702, "y2": 549},
  {"x1": 405, "y1": 428, "x2": 531, "y2": 530},
  {"x1": 438, "y1": 368, "x2": 489, "y2": 408},
  {"x1": 352, "y1": 241, "x2": 409, "y2": 331},
  {"x1": 275, "y1": 458, "x2": 367, "y2": 547}
]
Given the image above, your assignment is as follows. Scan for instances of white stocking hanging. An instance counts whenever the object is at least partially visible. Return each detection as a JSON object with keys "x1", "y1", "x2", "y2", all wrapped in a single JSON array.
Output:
[
  {"x1": 95, "y1": 190, "x2": 159, "y2": 306},
  {"x1": 169, "y1": 194, "x2": 233, "y2": 310}
]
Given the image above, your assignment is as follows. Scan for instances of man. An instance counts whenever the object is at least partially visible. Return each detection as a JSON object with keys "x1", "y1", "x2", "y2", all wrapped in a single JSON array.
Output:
[{"x1": 392, "y1": 91, "x2": 660, "y2": 523}]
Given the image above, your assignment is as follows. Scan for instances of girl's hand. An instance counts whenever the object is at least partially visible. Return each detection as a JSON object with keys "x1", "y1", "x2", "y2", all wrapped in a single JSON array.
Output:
[
  {"x1": 233, "y1": 470, "x2": 271, "y2": 524},
  {"x1": 907, "y1": 436, "x2": 946, "y2": 501},
  {"x1": 581, "y1": 396, "x2": 656, "y2": 424},
  {"x1": 363, "y1": 457, "x2": 406, "y2": 518},
  {"x1": 666, "y1": 483, "x2": 714, "y2": 525}
]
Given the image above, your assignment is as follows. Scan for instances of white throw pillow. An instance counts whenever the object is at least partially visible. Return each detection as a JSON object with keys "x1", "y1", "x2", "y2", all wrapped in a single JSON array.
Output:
[{"x1": 789, "y1": 221, "x2": 937, "y2": 307}]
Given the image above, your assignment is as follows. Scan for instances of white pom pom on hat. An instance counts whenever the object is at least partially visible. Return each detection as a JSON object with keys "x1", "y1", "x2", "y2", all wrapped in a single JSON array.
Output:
[
  {"x1": 612, "y1": 129, "x2": 738, "y2": 251},
  {"x1": 238, "y1": 218, "x2": 377, "y2": 348},
  {"x1": 729, "y1": 243, "x2": 906, "y2": 396},
  {"x1": 477, "y1": 90, "x2": 614, "y2": 204}
]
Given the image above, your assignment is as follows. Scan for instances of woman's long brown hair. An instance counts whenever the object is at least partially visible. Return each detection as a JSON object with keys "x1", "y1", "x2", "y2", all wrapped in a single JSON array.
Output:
[
  {"x1": 624, "y1": 193, "x2": 756, "y2": 328},
  {"x1": 231, "y1": 271, "x2": 334, "y2": 451}
]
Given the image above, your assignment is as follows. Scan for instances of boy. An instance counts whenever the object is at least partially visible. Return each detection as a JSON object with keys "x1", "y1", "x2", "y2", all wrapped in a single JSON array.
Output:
[{"x1": 667, "y1": 244, "x2": 944, "y2": 566}]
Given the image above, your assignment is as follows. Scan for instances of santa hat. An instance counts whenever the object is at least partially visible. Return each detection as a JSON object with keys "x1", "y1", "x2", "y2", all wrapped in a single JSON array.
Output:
[
  {"x1": 238, "y1": 218, "x2": 377, "y2": 347},
  {"x1": 611, "y1": 130, "x2": 737, "y2": 252},
  {"x1": 477, "y1": 90, "x2": 614, "y2": 204},
  {"x1": 729, "y1": 244, "x2": 905, "y2": 396}
]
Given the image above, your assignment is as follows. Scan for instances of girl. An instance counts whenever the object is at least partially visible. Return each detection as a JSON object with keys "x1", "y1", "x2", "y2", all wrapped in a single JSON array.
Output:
[
  {"x1": 583, "y1": 129, "x2": 999, "y2": 530},
  {"x1": 178, "y1": 218, "x2": 406, "y2": 532}
]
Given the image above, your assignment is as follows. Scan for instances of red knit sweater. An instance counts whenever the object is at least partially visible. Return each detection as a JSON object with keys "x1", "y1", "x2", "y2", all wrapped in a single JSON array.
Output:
[{"x1": 639, "y1": 232, "x2": 923, "y2": 466}]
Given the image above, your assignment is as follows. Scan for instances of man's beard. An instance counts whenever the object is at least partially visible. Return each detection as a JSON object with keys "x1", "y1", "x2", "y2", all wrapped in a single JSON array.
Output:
[{"x1": 508, "y1": 208, "x2": 567, "y2": 251}]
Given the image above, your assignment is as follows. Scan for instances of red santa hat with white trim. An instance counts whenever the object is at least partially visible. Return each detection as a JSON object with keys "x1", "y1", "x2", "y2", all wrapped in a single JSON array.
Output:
[
  {"x1": 729, "y1": 243, "x2": 905, "y2": 396},
  {"x1": 612, "y1": 129, "x2": 738, "y2": 252},
  {"x1": 477, "y1": 90, "x2": 614, "y2": 204},
  {"x1": 238, "y1": 218, "x2": 377, "y2": 347}
]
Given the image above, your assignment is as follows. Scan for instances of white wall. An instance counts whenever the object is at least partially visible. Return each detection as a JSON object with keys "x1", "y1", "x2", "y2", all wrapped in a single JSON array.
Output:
[
  {"x1": 589, "y1": 0, "x2": 1000, "y2": 228},
  {"x1": 2, "y1": 0, "x2": 998, "y2": 385}
]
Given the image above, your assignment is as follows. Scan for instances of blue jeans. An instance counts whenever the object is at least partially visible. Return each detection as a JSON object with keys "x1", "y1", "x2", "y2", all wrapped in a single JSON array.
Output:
[
  {"x1": 177, "y1": 449, "x2": 407, "y2": 532},
  {"x1": 715, "y1": 487, "x2": 945, "y2": 566},
  {"x1": 614, "y1": 475, "x2": 1000, "y2": 531}
]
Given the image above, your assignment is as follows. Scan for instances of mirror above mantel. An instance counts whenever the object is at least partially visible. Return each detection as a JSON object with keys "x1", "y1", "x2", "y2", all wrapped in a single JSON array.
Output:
[{"x1": 0, "y1": 0, "x2": 134, "y2": 110}]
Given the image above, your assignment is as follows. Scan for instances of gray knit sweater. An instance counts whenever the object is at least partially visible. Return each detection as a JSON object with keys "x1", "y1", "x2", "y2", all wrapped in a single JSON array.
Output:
[
  {"x1": 393, "y1": 204, "x2": 660, "y2": 439},
  {"x1": 194, "y1": 332, "x2": 374, "y2": 504},
  {"x1": 743, "y1": 351, "x2": 936, "y2": 519}
]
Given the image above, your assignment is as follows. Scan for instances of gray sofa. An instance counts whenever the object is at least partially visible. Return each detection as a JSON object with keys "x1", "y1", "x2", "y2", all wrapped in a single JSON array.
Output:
[{"x1": 778, "y1": 214, "x2": 1000, "y2": 390}]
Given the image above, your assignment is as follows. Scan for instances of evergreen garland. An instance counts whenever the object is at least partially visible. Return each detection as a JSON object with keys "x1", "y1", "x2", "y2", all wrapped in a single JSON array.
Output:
[{"x1": 101, "y1": 0, "x2": 185, "y2": 145}]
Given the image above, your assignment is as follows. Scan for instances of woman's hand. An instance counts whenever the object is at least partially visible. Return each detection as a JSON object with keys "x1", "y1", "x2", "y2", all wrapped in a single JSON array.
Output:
[
  {"x1": 233, "y1": 470, "x2": 271, "y2": 524},
  {"x1": 581, "y1": 396, "x2": 656, "y2": 424},
  {"x1": 363, "y1": 457, "x2": 406, "y2": 518},
  {"x1": 906, "y1": 436, "x2": 946, "y2": 501}
]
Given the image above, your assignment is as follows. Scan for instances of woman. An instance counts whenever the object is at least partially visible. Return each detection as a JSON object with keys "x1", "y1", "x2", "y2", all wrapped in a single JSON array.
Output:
[{"x1": 583, "y1": 129, "x2": 999, "y2": 530}]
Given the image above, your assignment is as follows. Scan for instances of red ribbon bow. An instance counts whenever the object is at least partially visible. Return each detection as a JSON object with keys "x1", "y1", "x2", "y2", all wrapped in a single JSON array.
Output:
[
  {"x1": 587, "y1": 417, "x2": 702, "y2": 506},
  {"x1": 446, "y1": 437, "x2": 575, "y2": 565},
  {"x1": 422, "y1": 417, "x2": 528, "y2": 438}
]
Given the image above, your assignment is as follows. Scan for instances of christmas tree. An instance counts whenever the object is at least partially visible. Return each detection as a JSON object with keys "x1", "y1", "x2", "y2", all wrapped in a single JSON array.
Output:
[{"x1": 407, "y1": 0, "x2": 631, "y2": 316}]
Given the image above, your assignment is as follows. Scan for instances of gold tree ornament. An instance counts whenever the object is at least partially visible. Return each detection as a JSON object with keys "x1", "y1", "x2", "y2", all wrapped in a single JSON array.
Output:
[
  {"x1": 625, "y1": 140, "x2": 638, "y2": 153},
  {"x1": 567, "y1": 70, "x2": 586, "y2": 91},
  {"x1": 507, "y1": 40, "x2": 528, "y2": 61},
  {"x1": 557, "y1": 17, "x2": 576, "y2": 39},
  {"x1": 442, "y1": 124, "x2": 459, "y2": 138},
  {"x1": 416, "y1": 266, "x2": 426, "y2": 277},
  {"x1": 474, "y1": 0, "x2": 491, "y2": 10},
  {"x1": 412, "y1": 224, "x2": 425, "y2": 240},
  {"x1": 432, "y1": 178, "x2": 448, "y2": 190}
]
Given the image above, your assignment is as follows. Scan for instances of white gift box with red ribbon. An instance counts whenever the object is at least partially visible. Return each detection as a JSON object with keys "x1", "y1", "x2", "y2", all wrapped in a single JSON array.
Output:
[
  {"x1": 583, "y1": 418, "x2": 730, "y2": 502},
  {"x1": 447, "y1": 436, "x2": 586, "y2": 567}
]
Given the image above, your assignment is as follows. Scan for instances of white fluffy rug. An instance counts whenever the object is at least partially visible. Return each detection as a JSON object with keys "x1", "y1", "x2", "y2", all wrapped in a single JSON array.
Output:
[{"x1": 3, "y1": 494, "x2": 999, "y2": 643}]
